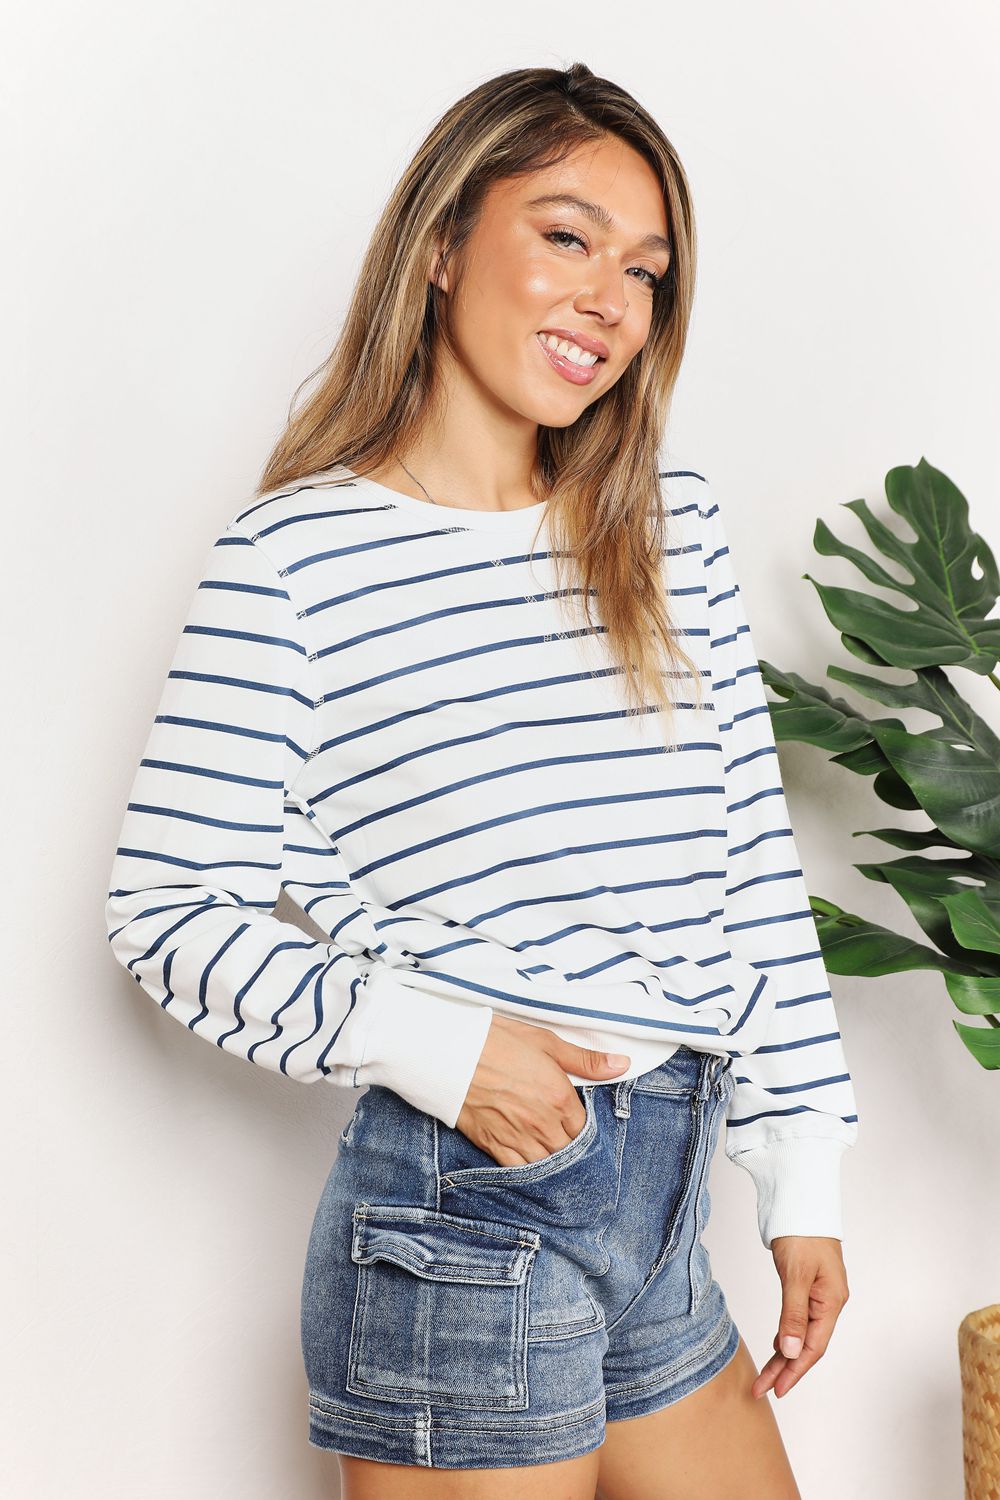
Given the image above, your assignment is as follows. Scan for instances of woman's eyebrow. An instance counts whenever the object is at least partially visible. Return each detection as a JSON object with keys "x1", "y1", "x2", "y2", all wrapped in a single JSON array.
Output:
[{"x1": 523, "y1": 192, "x2": 671, "y2": 255}]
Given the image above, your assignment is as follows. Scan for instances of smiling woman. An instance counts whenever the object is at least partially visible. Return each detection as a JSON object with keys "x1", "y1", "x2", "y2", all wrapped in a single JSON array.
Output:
[
  {"x1": 105, "y1": 58, "x2": 855, "y2": 1500},
  {"x1": 381, "y1": 136, "x2": 676, "y2": 482},
  {"x1": 258, "y1": 65, "x2": 704, "y2": 749}
]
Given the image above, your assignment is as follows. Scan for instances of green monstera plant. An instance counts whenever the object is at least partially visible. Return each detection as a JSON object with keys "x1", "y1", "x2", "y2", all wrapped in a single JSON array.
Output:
[{"x1": 758, "y1": 456, "x2": 1000, "y2": 1070}]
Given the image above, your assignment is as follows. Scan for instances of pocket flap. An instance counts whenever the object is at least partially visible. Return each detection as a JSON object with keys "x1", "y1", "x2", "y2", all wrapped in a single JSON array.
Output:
[{"x1": 351, "y1": 1204, "x2": 539, "y2": 1286}]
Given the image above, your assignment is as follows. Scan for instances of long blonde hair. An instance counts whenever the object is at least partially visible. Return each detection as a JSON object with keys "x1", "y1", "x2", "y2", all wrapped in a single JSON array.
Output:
[{"x1": 258, "y1": 61, "x2": 705, "y2": 747}]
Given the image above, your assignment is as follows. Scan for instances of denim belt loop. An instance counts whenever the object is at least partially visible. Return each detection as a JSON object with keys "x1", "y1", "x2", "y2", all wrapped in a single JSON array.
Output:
[
  {"x1": 698, "y1": 1052, "x2": 723, "y2": 1103},
  {"x1": 613, "y1": 1075, "x2": 639, "y2": 1119}
]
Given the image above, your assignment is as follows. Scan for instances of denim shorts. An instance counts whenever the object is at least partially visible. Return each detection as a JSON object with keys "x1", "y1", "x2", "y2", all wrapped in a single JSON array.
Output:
[{"x1": 300, "y1": 1044, "x2": 741, "y2": 1470}]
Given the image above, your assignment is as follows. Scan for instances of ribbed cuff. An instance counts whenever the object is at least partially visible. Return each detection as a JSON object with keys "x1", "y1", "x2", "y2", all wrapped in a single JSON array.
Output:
[
  {"x1": 350, "y1": 966, "x2": 495, "y2": 1128},
  {"x1": 729, "y1": 1136, "x2": 848, "y2": 1250}
]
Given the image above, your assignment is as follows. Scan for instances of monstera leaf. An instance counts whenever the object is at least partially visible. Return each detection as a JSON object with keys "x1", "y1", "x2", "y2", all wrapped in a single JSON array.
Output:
[
  {"x1": 806, "y1": 459, "x2": 1000, "y2": 671},
  {"x1": 759, "y1": 457, "x2": 1000, "y2": 1070}
]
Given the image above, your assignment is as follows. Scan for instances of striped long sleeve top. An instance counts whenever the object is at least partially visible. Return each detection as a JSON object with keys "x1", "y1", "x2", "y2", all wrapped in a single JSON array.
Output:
[{"x1": 104, "y1": 461, "x2": 859, "y2": 1249}]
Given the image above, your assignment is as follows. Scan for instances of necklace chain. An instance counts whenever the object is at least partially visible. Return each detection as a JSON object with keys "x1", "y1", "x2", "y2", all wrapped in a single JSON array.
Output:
[
  {"x1": 395, "y1": 456, "x2": 437, "y2": 506},
  {"x1": 391, "y1": 455, "x2": 542, "y2": 607}
]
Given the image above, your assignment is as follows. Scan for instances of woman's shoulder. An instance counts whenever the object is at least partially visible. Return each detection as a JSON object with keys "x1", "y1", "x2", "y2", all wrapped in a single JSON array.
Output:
[
  {"x1": 657, "y1": 455, "x2": 713, "y2": 517},
  {"x1": 225, "y1": 463, "x2": 359, "y2": 536},
  {"x1": 215, "y1": 464, "x2": 399, "y2": 578},
  {"x1": 654, "y1": 460, "x2": 717, "y2": 571}
]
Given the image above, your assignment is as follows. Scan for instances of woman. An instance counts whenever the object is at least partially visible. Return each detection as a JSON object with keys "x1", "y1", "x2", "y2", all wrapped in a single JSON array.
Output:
[{"x1": 105, "y1": 62, "x2": 857, "y2": 1498}]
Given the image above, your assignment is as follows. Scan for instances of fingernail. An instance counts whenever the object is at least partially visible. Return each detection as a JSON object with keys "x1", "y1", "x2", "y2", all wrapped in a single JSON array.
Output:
[
  {"x1": 605, "y1": 1053, "x2": 630, "y2": 1067},
  {"x1": 781, "y1": 1335, "x2": 802, "y2": 1358}
]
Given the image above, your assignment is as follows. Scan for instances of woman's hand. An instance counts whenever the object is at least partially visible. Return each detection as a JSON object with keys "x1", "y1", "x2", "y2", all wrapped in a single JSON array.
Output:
[
  {"x1": 454, "y1": 1013, "x2": 631, "y2": 1166},
  {"x1": 751, "y1": 1236, "x2": 850, "y2": 1400}
]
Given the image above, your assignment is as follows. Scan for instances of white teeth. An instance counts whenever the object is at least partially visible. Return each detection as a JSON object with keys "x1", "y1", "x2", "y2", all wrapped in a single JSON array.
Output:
[{"x1": 537, "y1": 332, "x2": 600, "y2": 367}]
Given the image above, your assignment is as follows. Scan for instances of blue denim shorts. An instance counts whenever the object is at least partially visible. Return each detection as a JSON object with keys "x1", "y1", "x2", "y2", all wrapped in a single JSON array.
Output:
[{"x1": 300, "y1": 1044, "x2": 741, "y2": 1470}]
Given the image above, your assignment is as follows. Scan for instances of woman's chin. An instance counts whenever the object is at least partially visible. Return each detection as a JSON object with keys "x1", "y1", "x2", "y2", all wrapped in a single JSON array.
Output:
[{"x1": 509, "y1": 382, "x2": 598, "y2": 429}]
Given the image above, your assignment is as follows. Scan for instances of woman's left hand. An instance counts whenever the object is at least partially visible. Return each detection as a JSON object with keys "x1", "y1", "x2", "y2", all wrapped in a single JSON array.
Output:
[{"x1": 752, "y1": 1235, "x2": 850, "y2": 1400}]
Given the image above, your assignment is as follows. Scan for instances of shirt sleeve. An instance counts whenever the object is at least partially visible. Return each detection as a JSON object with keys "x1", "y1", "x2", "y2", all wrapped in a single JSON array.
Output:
[
  {"x1": 701, "y1": 480, "x2": 860, "y2": 1249},
  {"x1": 104, "y1": 520, "x2": 494, "y2": 1127}
]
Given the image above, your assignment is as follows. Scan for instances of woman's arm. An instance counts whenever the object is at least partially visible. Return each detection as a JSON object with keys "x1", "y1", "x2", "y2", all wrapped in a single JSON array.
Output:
[
  {"x1": 104, "y1": 520, "x2": 493, "y2": 1125},
  {"x1": 701, "y1": 478, "x2": 860, "y2": 1250}
]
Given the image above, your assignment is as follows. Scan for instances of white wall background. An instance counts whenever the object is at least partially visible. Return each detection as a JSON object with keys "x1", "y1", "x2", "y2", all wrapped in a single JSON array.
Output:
[{"x1": 6, "y1": 2, "x2": 999, "y2": 1495}]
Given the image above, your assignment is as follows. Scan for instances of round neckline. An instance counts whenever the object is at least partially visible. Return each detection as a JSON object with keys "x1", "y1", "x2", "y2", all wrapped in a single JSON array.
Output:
[{"x1": 343, "y1": 467, "x2": 549, "y2": 533}]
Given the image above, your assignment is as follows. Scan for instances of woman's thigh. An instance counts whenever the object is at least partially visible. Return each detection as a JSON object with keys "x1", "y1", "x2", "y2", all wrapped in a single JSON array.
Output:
[
  {"x1": 596, "y1": 1336, "x2": 800, "y2": 1500},
  {"x1": 337, "y1": 1447, "x2": 601, "y2": 1499}
]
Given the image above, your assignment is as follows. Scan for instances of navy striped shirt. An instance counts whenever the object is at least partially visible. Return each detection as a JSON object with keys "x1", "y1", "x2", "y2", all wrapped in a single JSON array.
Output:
[{"x1": 105, "y1": 462, "x2": 859, "y2": 1247}]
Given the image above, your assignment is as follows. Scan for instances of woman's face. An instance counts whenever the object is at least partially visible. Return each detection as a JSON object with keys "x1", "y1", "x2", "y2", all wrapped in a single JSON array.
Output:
[{"x1": 433, "y1": 136, "x2": 671, "y2": 430}]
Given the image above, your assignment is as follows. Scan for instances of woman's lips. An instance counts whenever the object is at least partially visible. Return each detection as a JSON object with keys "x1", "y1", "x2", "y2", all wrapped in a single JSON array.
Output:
[{"x1": 535, "y1": 332, "x2": 604, "y2": 386}]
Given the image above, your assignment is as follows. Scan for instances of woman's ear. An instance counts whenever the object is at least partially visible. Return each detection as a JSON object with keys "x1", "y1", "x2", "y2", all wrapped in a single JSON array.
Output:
[{"x1": 429, "y1": 240, "x2": 451, "y2": 295}]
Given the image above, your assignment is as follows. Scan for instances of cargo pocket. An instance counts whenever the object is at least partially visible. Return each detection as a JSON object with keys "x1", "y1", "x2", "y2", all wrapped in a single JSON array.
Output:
[{"x1": 345, "y1": 1203, "x2": 540, "y2": 1410}]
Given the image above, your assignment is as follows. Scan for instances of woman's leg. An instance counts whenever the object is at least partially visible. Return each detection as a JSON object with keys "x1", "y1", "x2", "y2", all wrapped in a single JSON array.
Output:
[
  {"x1": 337, "y1": 1447, "x2": 603, "y2": 1499},
  {"x1": 595, "y1": 1336, "x2": 800, "y2": 1500}
]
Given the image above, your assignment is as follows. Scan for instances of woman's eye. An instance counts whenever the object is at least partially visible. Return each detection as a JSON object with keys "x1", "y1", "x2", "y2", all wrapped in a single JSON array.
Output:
[
  {"x1": 544, "y1": 228, "x2": 587, "y2": 251},
  {"x1": 542, "y1": 229, "x2": 662, "y2": 291}
]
